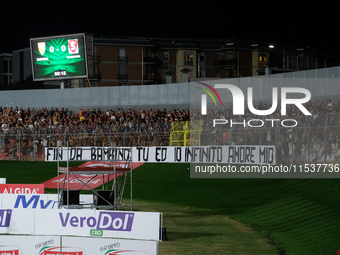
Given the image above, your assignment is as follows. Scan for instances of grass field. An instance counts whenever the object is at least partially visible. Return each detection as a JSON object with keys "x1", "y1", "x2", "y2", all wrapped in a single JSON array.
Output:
[{"x1": 1, "y1": 161, "x2": 340, "y2": 254}]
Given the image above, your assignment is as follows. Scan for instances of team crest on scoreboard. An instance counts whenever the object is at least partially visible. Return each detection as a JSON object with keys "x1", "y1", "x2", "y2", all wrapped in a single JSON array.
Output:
[
  {"x1": 68, "y1": 39, "x2": 79, "y2": 54},
  {"x1": 38, "y1": 42, "x2": 46, "y2": 56}
]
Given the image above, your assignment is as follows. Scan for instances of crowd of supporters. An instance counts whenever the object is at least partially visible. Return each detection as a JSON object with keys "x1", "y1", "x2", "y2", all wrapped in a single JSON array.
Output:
[
  {"x1": 193, "y1": 99, "x2": 340, "y2": 164},
  {"x1": 1, "y1": 98, "x2": 340, "y2": 163},
  {"x1": 0, "y1": 106, "x2": 190, "y2": 159},
  {"x1": 0, "y1": 106, "x2": 192, "y2": 135}
]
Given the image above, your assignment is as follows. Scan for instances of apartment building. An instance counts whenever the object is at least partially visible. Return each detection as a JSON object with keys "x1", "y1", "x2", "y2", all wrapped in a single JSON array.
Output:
[
  {"x1": 4, "y1": 35, "x2": 332, "y2": 88},
  {"x1": 0, "y1": 53, "x2": 13, "y2": 86},
  {"x1": 91, "y1": 36, "x2": 331, "y2": 87}
]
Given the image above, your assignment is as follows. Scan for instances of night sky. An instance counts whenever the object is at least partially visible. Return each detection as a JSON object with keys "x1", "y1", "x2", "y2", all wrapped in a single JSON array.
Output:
[{"x1": 2, "y1": 1, "x2": 339, "y2": 59}]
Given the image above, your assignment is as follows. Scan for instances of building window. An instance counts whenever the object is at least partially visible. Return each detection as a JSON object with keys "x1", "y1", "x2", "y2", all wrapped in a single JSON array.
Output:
[
  {"x1": 118, "y1": 47, "x2": 126, "y2": 63},
  {"x1": 200, "y1": 54, "x2": 205, "y2": 61},
  {"x1": 259, "y1": 53, "x2": 268, "y2": 67},
  {"x1": 200, "y1": 53, "x2": 205, "y2": 67},
  {"x1": 163, "y1": 52, "x2": 169, "y2": 60},
  {"x1": 215, "y1": 52, "x2": 222, "y2": 60},
  {"x1": 200, "y1": 68, "x2": 205, "y2": 78},
  {"x1": 119, "y1": 65, "x2": 125, "y2": 74},
  {"x1": 119, "y1": 47, "x2": 125, "y2": 57},
  {"x1": 228, "y1": 51, "x2": 236, "y2": 59},
  {"x1": 3, "y1": 75, "x2": 8, "y2": 85},
  {"x1": 216, "y1": 69, "x2": 221, "y2": 78},
  {"x1": 184, "y1": 52, "x2": 194, "y2": 65},
  {"x1": 3, "y1": 60, "x2": 8, "y2": 73}
]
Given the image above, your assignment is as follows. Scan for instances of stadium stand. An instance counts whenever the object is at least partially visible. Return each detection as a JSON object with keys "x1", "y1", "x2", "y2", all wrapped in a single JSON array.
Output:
[{"x1": 1, "y1": 99, "x2": 340, "y2": 164}]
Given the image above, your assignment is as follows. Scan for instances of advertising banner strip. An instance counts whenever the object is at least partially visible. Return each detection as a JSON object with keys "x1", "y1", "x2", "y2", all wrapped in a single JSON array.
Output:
[
  {"x1": 0, "y1": 235, "x2": 60, "y2": 255},
  {"x1": 62, "y1": 236, "x2": 158, "y2": 255},
  {"x1": 0, "y1": 209, "x2": 35, "y2": 235},
  {"x1": 0, "y1": 209, "x2": 160, "y2": 240},
  {"x1": 35, "y1": 209, "x2": 160, "y2": 241},
  {"x1": 0, "y1": 235, "x2": 157, "y2": 255},
  {"x1": 0, "y1": 184, "x2": 44, "y2": 194},
  {"x1": 45, "y1": 146, "x2": 276, "y2": 165},
  {"x1": 0, "y1": 194, "x2": 94, "y2": 210}
]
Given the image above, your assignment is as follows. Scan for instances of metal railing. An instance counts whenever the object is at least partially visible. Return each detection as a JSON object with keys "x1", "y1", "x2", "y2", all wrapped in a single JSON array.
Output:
[
  {"x1": 1, "y1": 117, "x2": 339, "y2": 165},
  {"x1": 199, "y1": 125, "x2": 340, "y2": 165},
  {"x1": 0, "y1": 130, "x2": 170, "y2": 161}
]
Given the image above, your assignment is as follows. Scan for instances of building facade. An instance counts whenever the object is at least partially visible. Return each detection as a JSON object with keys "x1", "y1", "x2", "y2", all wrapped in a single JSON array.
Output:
[
  {"x1": 3, "y1": 36, "x2": 333, "y2": 88},
  {"x1": 0, "y1": 53, "x2": 13, "y2": 86},
  {"x1": 12, "y1": 48, "x2": 31, "y2": 83},
  {"x1": 91, "y1": 36, "x2": 331, "y2": 87}
]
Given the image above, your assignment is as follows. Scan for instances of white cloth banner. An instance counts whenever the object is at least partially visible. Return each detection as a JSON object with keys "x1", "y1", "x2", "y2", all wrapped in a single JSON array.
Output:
[{"x1": 45, "y1": 146, "x2": 276, "y2": 164}]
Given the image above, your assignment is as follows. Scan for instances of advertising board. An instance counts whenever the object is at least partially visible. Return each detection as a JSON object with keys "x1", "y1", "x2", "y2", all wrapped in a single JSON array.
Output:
[
  {"x1": 0, "y1": 184, "x2": 44, "y2": 194},
  {"x1": 0, "y1": 194, "x2": 93, "y2": 209},
  {"x1": 0, "y1": 235, "x2": 157, "y2": 255},
  {"x1": 35, "y1": 209, "x2": 160, "y2": 240},
  {"x1": 0, "y1": 209, "x2": 35, "y2": 235},
  {"x1": 0, "y1": 209, "x2": 160, "y2": 241},
  {"x1": 0, "y1": 235, "x2": 60, "y2": 255},
  {"x1": 62, "y1": 236, "x2": 157, "y2": 255}
]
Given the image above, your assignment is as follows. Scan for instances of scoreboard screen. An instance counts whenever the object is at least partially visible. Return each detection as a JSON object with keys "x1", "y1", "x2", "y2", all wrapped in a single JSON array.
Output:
[{"x1": 30, "y1": 33, "x2": 88, "y2": 81}]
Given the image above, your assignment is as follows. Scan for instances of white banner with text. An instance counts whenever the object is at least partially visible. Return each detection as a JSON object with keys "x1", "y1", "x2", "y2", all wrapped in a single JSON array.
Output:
[{"x1": 45, "y1": 146, "x2": 275, "y2": 164}]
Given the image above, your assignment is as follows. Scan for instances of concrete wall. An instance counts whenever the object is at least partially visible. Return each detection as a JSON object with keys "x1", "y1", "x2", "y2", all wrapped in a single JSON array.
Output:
[
  {"x1": 1, "y1": 66, "x2": 340, "y2": 112},
  {"x1": 0, "y1": 83, "x2": 190, "y2": 112},
  {"x1": 190, "y1": 66, "x2": 340, "y2": 109}
]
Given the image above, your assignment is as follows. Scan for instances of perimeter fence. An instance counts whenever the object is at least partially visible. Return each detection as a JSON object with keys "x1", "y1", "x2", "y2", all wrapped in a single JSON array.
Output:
[{"x1": 0, "y1": 125, "x2": 339, "y2": 165}]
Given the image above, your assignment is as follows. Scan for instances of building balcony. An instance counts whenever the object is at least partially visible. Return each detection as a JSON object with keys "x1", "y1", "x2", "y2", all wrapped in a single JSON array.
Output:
[
  {"x1": 143, "y1": 57, "x2": 162, "y2": 66},
  {"x1": 257, "y1": 57, "x2": 320, "y2": 75},
  {"x1": 259, "y1": 61, "x2": 269, "y2": 67},
  {"x1": 184, "y1": 60, "x2": 194, "y2": 66},
  {"x1": 214, "y1": 59, "x2": 237, "y2": 69},
  {"x1": 117, "y1": 74, "x2": 128, "y2": 81},
  {"x1": 143, "y1": 74, "x2": 163, "y2": 84},
  {"x1": 116, "y1": 56, "x2": 128, "y2": 64}
]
